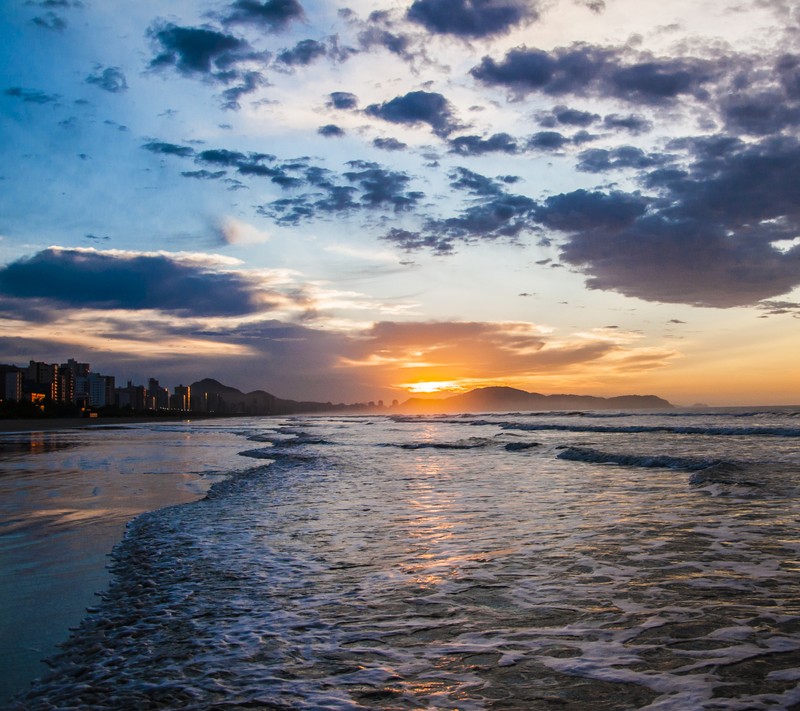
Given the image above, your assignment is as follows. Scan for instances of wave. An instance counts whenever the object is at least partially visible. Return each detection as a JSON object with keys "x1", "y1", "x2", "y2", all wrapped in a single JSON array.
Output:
[
  {"x1": 556, "y1": 447, "x2": 799, "y2": 496},
  {"x1": 556, "y1": 446, "x2": 719, "y2": 470},
  {"x1": 381, "y1": 437, "x2": 494, "y2": 450},
  {"x1": 498, "y1": 422, "x2": 800, "y2": 437}
]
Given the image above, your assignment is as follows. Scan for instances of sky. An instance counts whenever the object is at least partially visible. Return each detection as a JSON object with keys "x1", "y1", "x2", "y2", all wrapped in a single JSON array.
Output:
[{"x1": 1, "y1": 0, "x2": 799, "y2": 406}]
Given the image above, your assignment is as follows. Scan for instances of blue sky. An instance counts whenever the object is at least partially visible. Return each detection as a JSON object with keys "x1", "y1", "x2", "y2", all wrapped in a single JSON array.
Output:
[{"x1": 1, "y1": 0, "x2": 799, "y2": 404}]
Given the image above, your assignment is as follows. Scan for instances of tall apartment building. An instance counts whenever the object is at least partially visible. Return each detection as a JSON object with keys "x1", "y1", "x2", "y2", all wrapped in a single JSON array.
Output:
[
  {"x1": 0, "y1": 366, "x2": 23, "y2": 402},
  {"x1": 171, "y1": 384, "x2": 191, "y2": 411}
]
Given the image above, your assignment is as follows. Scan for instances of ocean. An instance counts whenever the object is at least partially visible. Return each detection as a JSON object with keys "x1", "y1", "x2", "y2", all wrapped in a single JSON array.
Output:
[{"x1": 4, "y1": 409, "x2": 800, "y2": 710}]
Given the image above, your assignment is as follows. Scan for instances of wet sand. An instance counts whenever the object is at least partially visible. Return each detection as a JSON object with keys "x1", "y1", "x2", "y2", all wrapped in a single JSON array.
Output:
[
  {"x1": 0, "y1": 416, "x2": 187, "y2": 433},
  {"x1": 0, "y1": 420, "x2": 256, "y2": 704}
]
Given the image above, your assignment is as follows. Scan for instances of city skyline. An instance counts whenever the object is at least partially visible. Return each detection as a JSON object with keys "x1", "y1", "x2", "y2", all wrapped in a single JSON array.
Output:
[{"x1": 1, "y1": 1, "x2": 799, "y2": 406}]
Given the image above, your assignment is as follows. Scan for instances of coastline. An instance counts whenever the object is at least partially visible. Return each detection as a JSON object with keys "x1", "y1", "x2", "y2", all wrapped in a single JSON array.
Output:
[
  {"x1": 0, "y1": 419, "x2": 257, "y2": 704},
  {"x1": 0, "y1": 416, "x2": 189, "y2": 434}
]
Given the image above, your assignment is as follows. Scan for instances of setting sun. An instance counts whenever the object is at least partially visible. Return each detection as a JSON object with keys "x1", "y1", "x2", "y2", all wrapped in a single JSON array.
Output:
[{"x1": 402, "y1": 381, "x2": 465, "y2": 395}]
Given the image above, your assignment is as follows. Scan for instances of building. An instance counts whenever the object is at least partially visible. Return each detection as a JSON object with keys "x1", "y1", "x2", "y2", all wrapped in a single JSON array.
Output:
[
  {"x1": 147, "y1": 378, "x2": 170, "y2": 410},
  {"x1": 25, "y1": 360, "x2": 59, "y2": 400},
  {"x1": 0, "y1": 366, "x2": 22, "y2": 402},
  {"x1": 87, "y1": 372, "x2": 115, "y2": 408},
  {"x1": 171, "y1": 385, "x2": 191, "y2": 411}
]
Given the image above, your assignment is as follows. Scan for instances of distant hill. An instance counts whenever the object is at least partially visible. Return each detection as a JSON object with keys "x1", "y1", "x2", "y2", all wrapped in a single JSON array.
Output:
[
  {"x1": 397, "y1": 386, "x2": 672, "y2": 414},
  {"x1": 189, "y1": 378, "x2": 349, "y2": 416},
  {"x1": 189, "y1": 380, "x2": 672, "y2": 416}
]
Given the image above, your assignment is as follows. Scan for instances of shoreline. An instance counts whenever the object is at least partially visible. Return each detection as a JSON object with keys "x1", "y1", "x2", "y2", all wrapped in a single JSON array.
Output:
[
  {"x1": 0, "y1": 416, "x2": 190, "y2": 433},
  {"x1": 0, "y1": 419, "x2": 256, "y2": 704}
]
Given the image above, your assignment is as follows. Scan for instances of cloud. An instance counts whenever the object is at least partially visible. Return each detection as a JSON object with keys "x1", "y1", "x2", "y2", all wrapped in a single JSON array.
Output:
[
  {"x1": 720, "y1": 90, "x2": 800, "y2": 135},
  {"x1": 365, "y1": 90, "x2": 459, "y2": 137},
  {"x1": 85, "y1": 66, "x2": 128, "y2": 93},
  {"x1": 384, "y1": 168, "x2": 538, "y2": 253},
  {"x1": 328, "y1": 91, "x2": 358, "y2": 109},
  {"x1": 538, "y1": 104, "x2": 599, "y2": 127},
  {"x1": 4, "y1": 86, "x2": 59, "y2": 104},
  {"x1": 576, "y1": 146, "x2": 670, "y2": 173},
  {"x1": 148, "y1": 21, "x2": 268, "y2": 106},
  {"x1": 0, "y1": 248, "x2": 272, "y2": 316},
  {"x1": 216, "y1": 218, "x2": 270, "y2": 245},
  {"x1": 406, "y1": 0, "x2": 538, "y2": 38},
  {"x1": 341, "y1": 320, "x2": 675, "y2": 390},
  {"x1": 150, "y1": 23, "x2": 248, "y2": 76},
  {"x1": 552, "y1": 136, "x2": 800, "y2": 307},
  {"x1": 602, "y1": 113, "x2": 653, "y2": 134},
  {"x1": 223, "y1": 0, "x2": 304, "y2": 31},
  {"x1": 343, "y1": 161, "x2": 423, "y2": 210},
  {"x1": 142, "y1": 141, "x2": 195, "y2": 158},
  {"x1": 277, "y1": 39, "x2": 327, "y2": 66},
  {"x1": 527, "y1": 130, "x2": 568, "y2": 150},
  {"x1": 32, "y1": 12, "x2": 67, "y2": 31},
  {"x1": 471, "y1": 44, "x2": 717, "y2": 104},
  {"x1": 357, "y1": 26, "x2": 414, "y2": 60},
  {"x1": 221, "y1": 70, "x2": 267, "y2": 109},
  {"x1": 182, "y1": 169, "x2": 227, "y2": 179},
  {"x1": 449, "y1": 132, "x2": 518, "y2": 155},
  {"x1": 373, "y1": 137, "x2": 408, "y2": 151},
  {"x1": 318, "y1": 123, "x2": 345, "y2": 137}
]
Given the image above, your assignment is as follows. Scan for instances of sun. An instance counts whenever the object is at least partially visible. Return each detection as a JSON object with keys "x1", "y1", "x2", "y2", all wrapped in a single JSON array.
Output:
[{"x1": 403, "y1": 381, "x2": 464, "y2": 394}]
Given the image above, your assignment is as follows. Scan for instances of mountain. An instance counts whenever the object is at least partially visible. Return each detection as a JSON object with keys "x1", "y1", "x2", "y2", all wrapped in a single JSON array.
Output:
[
  {"x1": 397, "y1": 386, "x2": 672, "y2": 414},
  {"x1": 189, "y1": 378, "x2": 348, "y2": 416},
  {"x1": 189, "y1": 380, "x2": 673, "y2": 416}
]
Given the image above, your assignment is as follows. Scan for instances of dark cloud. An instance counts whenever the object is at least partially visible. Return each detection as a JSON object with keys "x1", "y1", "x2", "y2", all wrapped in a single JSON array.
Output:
[
  {"x1": 571, "y1": 129, "x2": 597, "y2": 144},
  {"x1": 85, "y1": 66, "x2": 128, "y2": 93},
  {"x1": 536, "y1": 190, "x2": 649, "y2": 231},
  {"x1": 328, "y1": 91, "x2": 358, "y2": 109},
  {"x1": 384, "y1": 168, "x2": 538, "y2": 254},
  {"x1": 449, "y1": 166, "x2": 504, "y2": 196},
  {"x1": 407, "y1": 0, "x2": 538, "y2": 38},
  {"x1": 150, "y1": 24, "x2": 248, "y2": 76},
  {"x1": 777, "y1": 54, "x2": 800, "y2": 98},
  {"x1": 449, "y1": 132, "x2": 518, "y2": 155},
  {"x1": 372, "y1": 137, "x2": 408, "y2": 151},
  {"x1": 181, "y1": 169, "x2": 227, "y2": 179},
  {"x1": 472, "y1": 44, "x2": 716, "y2": 104},
  {"x1": 0, "y1": 249, "x2": 267, "y2": 316},
  {"x1": 142, "y1": 141, "x2": 195, "y2": 158},
  {"x1": 343, "y1": 161, "x2": 423, "y2": 210},
  {"x1": 221, "y1": 71, "x2": 266, "y2": 109},
  {"x1": 527, "y1": 131, "x2": 568, "y2": 150},
  {"x1": 4, "y1": 86, "x2": 59, "y2": 104},
  {"x1": 365, "y1": 90, "x2": 459, "y2": 137},
  {"x1": 32, "y1": 12, "x2": 66, "y2": 30},
  {"x1": 277, "y1": 39, "x2": 327, "y2": 66},
  {"x1": 609, "y1": 60, "x2": 713, "y2": 102},
  {"x1": 470, "y1": 45, "x2": 611, "y2": 96},
  {"x1": 148, "y1": 22, "x2": 268, "y2": 106},
  {"x1": 576, "y1": 146, "x2": 670, "y2": 173},
  {"x1": 602, "y1": 113, "x2": 653, "y2": 134},
  {"x1": 318, "y1": 124, "x2": 345, "y2": 137},
  {"x1": 552, "y1": 136, "x2": 800, "y2": 307},
  {"x1": 223, "y1": 0, "x2": 304, "y2": 31},
  {"x1": 538, "y1": 104, "x2": 600, "y2": 127},
  {"x1": 720, "y1": 91, "x2": 800, "y2": 135},
  {"x1": 361, "y1": 28, "x2": 411, "y2": 57},
  {"x1": 196, "y1": 148, "x2": 249, "y2": 165},
  {"x1": 256, "y1": 160, "x2": 423, "y2": 224}
]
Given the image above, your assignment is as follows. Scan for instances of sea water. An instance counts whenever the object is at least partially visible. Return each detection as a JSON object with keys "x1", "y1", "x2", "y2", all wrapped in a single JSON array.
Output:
[{"x1": 7, "y1": 410, "x2": 800, "y2": 710}]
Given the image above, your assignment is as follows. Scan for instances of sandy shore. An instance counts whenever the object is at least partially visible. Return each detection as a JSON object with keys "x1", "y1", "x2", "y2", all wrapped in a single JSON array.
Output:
[
  {"x1": 0, "y1": 416, "x2": 189, "y2": 433},
  {"x1": 0, "y1": 420, "x2": 254, "y2": 704}
]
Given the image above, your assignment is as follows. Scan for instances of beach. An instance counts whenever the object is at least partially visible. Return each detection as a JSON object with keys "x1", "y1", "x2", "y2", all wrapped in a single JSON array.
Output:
[
  {"x1": 0, "y1": 419, "x2": 257, "y2": 704},
  {"x1": 6, "y1": 410, "x2": 800, "y2": 709}
]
